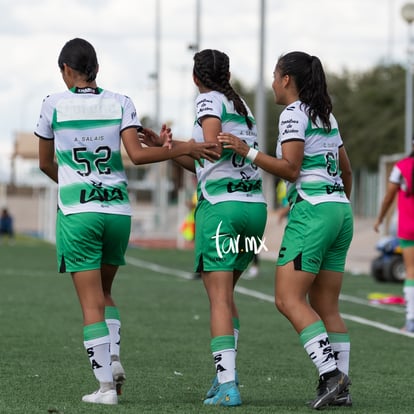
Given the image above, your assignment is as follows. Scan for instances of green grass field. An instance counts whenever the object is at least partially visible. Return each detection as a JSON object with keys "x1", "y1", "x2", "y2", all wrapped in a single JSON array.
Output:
[{"x1": 1, "y1": 236, "x2": 413, "y2": 413}]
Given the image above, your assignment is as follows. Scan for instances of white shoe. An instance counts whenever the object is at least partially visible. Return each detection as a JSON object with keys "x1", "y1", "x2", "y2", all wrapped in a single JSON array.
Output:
[
  {"x1": 112, "y1": 360, "x2": 126, "y2": 395},
  {"x1": 82, "y1": 389, "x2": 118, "y2": 405}
]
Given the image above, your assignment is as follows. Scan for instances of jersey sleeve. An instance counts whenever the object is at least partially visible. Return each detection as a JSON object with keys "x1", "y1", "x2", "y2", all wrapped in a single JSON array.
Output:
[
  {"x1": 120, "y1": 96, "x2": 141, "y2": 132},
  {"x1": 195, "y1": 92, "x2": 221, "y2": 121},
  {"x1": 278, "y1": 104, "x2": 307, "y2": 144},
  {"x1": 34, "y1": 95, "x2": 54, "y2": 140},
  {"x1": 389, "y1": 164, "x2": 402, "y2": 185}
]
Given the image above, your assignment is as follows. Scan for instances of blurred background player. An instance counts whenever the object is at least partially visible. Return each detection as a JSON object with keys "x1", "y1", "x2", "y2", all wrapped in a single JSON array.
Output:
[
  {"x1": 0, "y1": 208, "x2": 14, "y2": 244},
  {"x1": 374, "y1": 139, "x2": 414, "y2": 332}
]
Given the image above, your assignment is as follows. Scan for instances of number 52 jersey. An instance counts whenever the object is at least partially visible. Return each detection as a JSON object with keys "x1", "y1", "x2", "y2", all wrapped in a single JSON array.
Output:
[{"x1": 35, "y1": 87, "x2": 141, "y2": 216}]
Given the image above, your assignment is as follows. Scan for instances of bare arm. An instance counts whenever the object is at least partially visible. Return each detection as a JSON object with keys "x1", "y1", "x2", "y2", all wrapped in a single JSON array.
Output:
[
  {"x1": 138, "y1": 125, "x2": 172, "y2": 149},
  {"x1": 217, "y1": 132, "x2": 303, "y2": 182},
  {"x1": 170, "y1": 115, "x2": 223, "y2": 173},
  {"x1": 199, "y1": 116, "x2": 222, "y2": 156},
  {"x1": 138, "y1": 125, "x2": 196, "y2": 171},
  {"x1": 38, "y1": 138, "x2": 58, "y2": 183},
  {"x1": 122, "y1": 127, "x2": 218, "y2": 165},
  {"x1": 171, "y1": 115, "x2": 223, "y2": 173},
  {"x1": 339, "y1": 146, "x2": 352, "y2": 199},
  {"x1": 374, "y1": 182, "x2": 399, "y2": 232}
]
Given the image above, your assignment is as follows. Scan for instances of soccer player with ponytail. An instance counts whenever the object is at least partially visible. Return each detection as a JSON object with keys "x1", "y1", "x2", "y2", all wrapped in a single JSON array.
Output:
[{"x1": 219, "y1": 51, "x2": 353, "y2": 409}]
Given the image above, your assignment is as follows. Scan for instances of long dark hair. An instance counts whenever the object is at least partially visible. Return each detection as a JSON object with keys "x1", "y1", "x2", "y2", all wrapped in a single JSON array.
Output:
[
  {"x1": 276, "y1": 51, "x2": 332, "y2": 132},
  {"x1": 193, "y1": 49, "x2": 253, "y2": 129},
  {"x1": 58, "y1": 38, "x2": 98, "y2": 82}
]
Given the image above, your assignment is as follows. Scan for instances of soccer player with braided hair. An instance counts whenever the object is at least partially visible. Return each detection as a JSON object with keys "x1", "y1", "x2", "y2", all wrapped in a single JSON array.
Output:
[
  {"x1": 218, "y1": 51, "x2": 353, "y2": 409},
  {"x1": 180, "y1": 49, "x2": 267, "y2": 406}
]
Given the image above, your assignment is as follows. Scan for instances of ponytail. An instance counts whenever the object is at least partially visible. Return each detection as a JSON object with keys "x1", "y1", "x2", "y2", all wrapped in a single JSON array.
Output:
[{"x1": 276, "y1": 51, "x2": 332, "y2": 132}]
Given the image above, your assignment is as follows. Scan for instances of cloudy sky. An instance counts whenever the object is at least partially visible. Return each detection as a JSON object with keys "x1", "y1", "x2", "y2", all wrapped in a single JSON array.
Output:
[{"x1": 0, "y1": 0, "x2": 412, "y2": 177}]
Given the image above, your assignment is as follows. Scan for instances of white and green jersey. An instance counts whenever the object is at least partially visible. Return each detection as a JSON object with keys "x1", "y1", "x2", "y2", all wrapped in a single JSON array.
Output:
[
  {"x1": 276, "y1": 100, "x2": 349, "y2": 205},
  {"x1": 192, "y1": 90, "x2": 266, "y2": 205},
  {"x1": 35, "y1": 87, "x2": 141, "y2": 216}
]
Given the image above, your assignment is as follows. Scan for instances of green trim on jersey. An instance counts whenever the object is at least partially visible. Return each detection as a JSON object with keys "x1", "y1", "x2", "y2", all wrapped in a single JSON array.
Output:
[
  {"x1": 305, "y1": 123, "x2": 339, "y2": 138},
  {"x1": 52, "y1": 109, "x2": 122, "y2": 131},
  {"x1": 220, "y1": 148, "x2": 234, "y2": 161},
  {"x1": 221, "y1": 103, "x2": 256, "y2": 125},
  {"x1": 302, "y1": 154, "x2": 332, "y2": 171}
]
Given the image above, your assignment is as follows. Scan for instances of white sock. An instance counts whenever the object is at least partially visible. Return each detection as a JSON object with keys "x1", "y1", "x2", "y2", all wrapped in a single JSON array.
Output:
[
  {"x1": 213, "y1": 348, "x2": 236, "y2": 384},
  {"x1": 106, "y1": 319, "x2": 121, "y2": 359},
  {"x1": 303, "y1": 333, "x2": 337, "y2": 376},
  {"x1": 404, "y1": 285, "x2": 414, "y2": 320},
  {"x1": 234, "y1": 328, "x2": 239, "y2": 358},
  {"x1": 328, "y1": 333, "x2": 350, "y2": 375},
  {"x1": 84, "y1": 335, "x2": 113, "y2": 385}
]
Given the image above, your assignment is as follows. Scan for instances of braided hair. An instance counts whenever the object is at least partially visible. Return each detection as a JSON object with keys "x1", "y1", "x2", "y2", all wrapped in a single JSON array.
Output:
[
  {"x1": 58, "y1": 38, "x2": 98, "y2": 82},
  {"x1": 193, "y1": 49, "x2": 253, "y2": 129},
  {"x1": 276, "y1": 51, "x2": 332, "y2": 132}
]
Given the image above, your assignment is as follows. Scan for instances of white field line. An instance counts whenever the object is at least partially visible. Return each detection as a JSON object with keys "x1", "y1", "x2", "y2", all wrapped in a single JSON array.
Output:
[{"x1": 126, "y1": 256, "x2": 414, "y2": 338}]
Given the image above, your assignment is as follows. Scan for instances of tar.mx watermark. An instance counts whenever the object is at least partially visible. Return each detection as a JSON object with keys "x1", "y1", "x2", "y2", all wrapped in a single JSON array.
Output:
[{"x1": 212, "y1": 220, "x2": 268, "y2": 259}]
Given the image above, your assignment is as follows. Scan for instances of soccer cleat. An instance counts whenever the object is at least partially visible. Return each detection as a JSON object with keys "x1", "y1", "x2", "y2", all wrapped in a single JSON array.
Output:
[
  {"x1": 206, "y1": 371, "x2": 239, "y2": 398},
  {"x1": 310, "y1": 369, "x2": 351, "y2": 410},
  {"x1": 306, "y1": 386, "x2": 352, "y2": 408},
  {"x1": 82, "y1": 389, "x2": 118, "y2": 405},
  {"x1": 206, "y1": 375, "x2": 219, "y2": 398},
  {"x1": 330, "y1": 387, "x2": 352, "y2": 407},
  {"x1": 203, "y1": 380, "x2": 241, "y2": 407},
  {"x1": 111, "y1": 360, "x2": 126, "y2": 395}
]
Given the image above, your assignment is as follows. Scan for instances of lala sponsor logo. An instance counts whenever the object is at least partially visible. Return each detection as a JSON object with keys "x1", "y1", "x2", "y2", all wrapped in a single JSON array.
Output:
[{"x1": 212, "y1": 220, "x2": 268, "y2": 259}]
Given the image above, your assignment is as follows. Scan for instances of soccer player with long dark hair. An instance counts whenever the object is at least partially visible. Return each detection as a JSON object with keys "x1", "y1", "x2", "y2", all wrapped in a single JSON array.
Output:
[
  {"x1": 219, "y1": 51, "x2": 353, "y2": 409},
  {"x1": 35, "y1": 38, "x2": 217, "y2": 405}
]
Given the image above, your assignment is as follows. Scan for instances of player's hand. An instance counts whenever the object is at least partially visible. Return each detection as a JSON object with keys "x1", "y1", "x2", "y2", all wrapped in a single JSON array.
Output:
[
  {"x1": 159, "y1": 124, "x2": 172, "y2": 149},
  {"x1": 373, "y1": 219, "x2": 381, "y2": 233},
  {"x1": 139, "y1": 126, "x2": 171, "y2": 148},
  {"x1": 217, "y1": 132, "x2": 250, "y2": 157},
  {"x1": 186, "y1": 139, "x2": 219, "y2": 167}
]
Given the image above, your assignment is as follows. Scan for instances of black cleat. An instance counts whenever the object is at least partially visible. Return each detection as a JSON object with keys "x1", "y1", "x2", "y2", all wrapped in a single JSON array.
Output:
[
  {"x1": 330, "y1": 387, "x2": 352, "y2": 407},
  {"x1": 310, "y1": 370, "x2": 351, "y2": 410}
]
